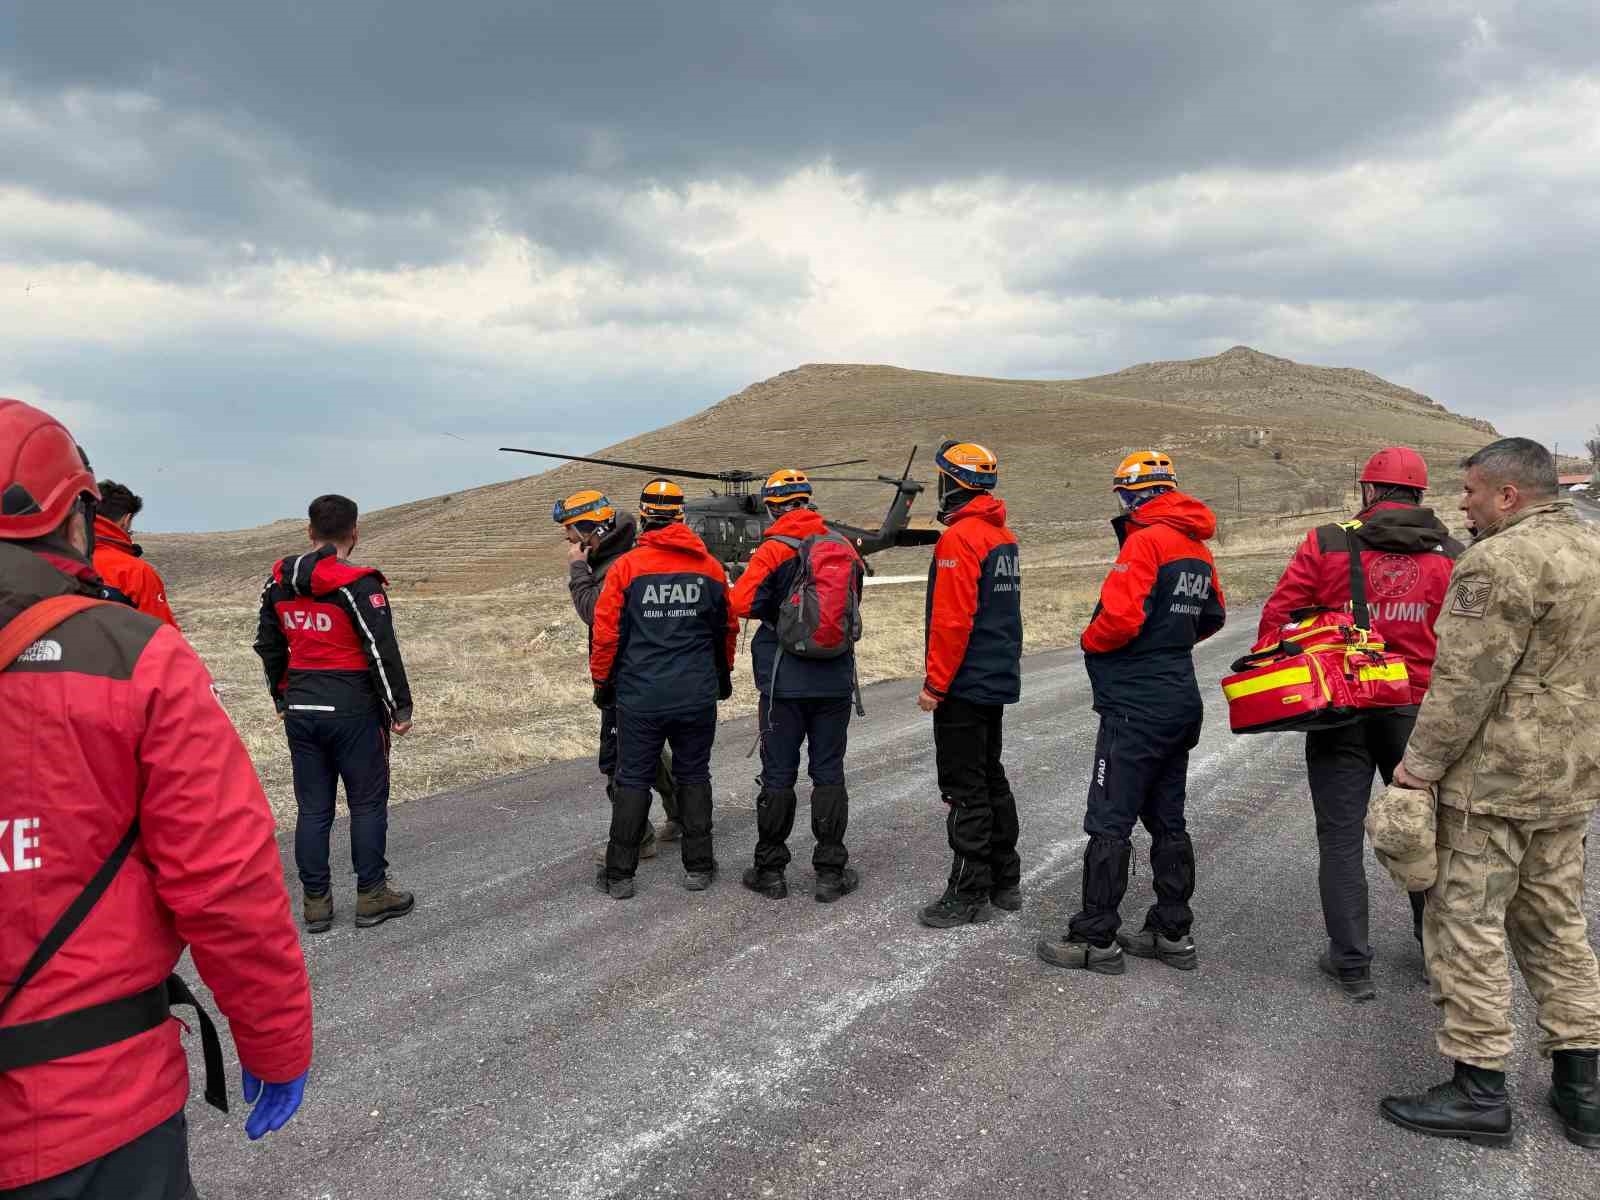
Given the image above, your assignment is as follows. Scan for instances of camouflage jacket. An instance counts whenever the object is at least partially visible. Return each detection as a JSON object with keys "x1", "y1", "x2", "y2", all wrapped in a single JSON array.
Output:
[{"x1": 1401, "y1": 500, "x2": 1600, "y2": 819}]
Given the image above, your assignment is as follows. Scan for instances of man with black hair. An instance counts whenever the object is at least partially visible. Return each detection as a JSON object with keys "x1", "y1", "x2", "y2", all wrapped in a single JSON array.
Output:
[
  {"x1": 90, "y1": 480, "x2": 179, "y2": 628},
  {"x1": 1381, "y1": 437, "x2": 1600, "y2": 1148},
  {"x1": 555, "y1": 488, "x2": 682, "y2": 859},
  {"x1": 1257, "y1": 447, "x2": 1462, "y2": 1000},
  {"x1": 254, "y1": 494, "x2": 416, "y2": 933}
]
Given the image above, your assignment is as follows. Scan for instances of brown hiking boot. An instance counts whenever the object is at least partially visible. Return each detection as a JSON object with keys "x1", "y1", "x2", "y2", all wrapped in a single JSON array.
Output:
[
  {"x1": 591, "y1": 822, "x2": 659, "y2": 864},
  {"x1": 303, "y1": 891, "x2": 333, "y2": 934},
  {"x1": 355, "y1": 878, "x2": 415, "y2": 928}
]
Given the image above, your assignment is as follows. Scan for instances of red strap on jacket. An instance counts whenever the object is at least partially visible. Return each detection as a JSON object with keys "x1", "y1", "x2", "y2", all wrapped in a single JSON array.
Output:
[{"x1": 0, "y1": 596, "x2": 108, "y2": 671}]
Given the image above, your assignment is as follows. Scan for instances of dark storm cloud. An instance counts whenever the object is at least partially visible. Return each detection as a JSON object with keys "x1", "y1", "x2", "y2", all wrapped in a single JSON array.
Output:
[{"x1": 6, "y1": 1, "x2": 1593, "y2": 267}]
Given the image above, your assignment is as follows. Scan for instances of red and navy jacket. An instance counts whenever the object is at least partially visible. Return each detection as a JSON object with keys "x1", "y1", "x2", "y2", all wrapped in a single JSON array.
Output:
[
  {"x1": 1082, "y1": 490, "x2": 1225, "y2": 721},
  {"x1": 1, "y1": 541, "x2": 312, "y2": 1190},
  {"x1": 924, "y1": 494, "x2": 1022, "y2": 706},
  {"x1": 728, "y1": 507, "x2": 857, "y2": 699},
  {"x1": 590, "y1": 522, "x2": 738, "y2": 714},
  {"x1": 253, "y1": 544, "x2": 413, "y2": 722},
  {"x1": 90, "y1": 516, "x2": 179, "y2": 629},
  {"x1": 1257, "y1": 501, "x2": 1462, "y2": 703}
]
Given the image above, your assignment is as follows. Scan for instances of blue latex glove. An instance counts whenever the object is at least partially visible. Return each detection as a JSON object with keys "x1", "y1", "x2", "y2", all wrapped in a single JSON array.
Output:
[{"x1": 241, "y1": 1065, "x2": 308, "y2": 1141}]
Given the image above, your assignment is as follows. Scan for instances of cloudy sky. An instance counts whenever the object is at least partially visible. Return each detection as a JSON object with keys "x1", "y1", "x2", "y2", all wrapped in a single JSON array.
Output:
[{"x1": 4, "y1": 1, "x2": 1596, "y2": 530}]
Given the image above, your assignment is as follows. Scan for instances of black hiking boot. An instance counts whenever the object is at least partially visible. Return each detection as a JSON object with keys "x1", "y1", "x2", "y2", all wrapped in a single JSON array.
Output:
[
  {"x1": 592, "y1": 821, "x2": 657, "y2": 864},
  {"x1": 355, "y1": 878, "x2": 415, "y2": 929},
  {"x1": 1318, "y1": 951, "x2": 1376, "y2": 1001},
  {"x1": 918, "y1": 894, "x2": 991, "y2": 928},
  {"x1": 594, "y1": 865, "x2": 635, "y2": 900},
  {"x1": 1380, "y1": 1061, "x2": 1513, "y2": 1147},
  {"x1": 1118, "y1": 928, "x2": 1197, "y2": 971},
  {"x1": 303, "y1": 891, "x2": 333, "y2": 935},
  {"x1": 683, "y1": 864, "x2": 718, "y2": 892},
  {"x1": 814, "y1": 867, "x2": 859, "y2": 904},
  {"x1": 1037, "y1": 935, "x2": 1125, "y2": 975},
  {"x1": 1551, "y1": 1049, "x2": 1600, "y2": 1148},
  {"x1": 741, "y1": 867, "x2": 788, "y2": 899},
  {"x1": 990, "y1": 885, "x2": 1022, "y2": 912}
]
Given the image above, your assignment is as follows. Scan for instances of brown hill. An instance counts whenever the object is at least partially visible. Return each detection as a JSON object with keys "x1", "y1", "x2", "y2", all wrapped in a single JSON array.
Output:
[{"x1": 149, "y1": 346, "x2": 1497, "y2": 598}]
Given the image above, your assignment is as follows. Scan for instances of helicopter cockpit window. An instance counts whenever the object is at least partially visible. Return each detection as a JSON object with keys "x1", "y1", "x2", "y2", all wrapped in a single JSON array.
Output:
[{"x1": 744, "y1": 519, "x2": 763, "y2": 540}]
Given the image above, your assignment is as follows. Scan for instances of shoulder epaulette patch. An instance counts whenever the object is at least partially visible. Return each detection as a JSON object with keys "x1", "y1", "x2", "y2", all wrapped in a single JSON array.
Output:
[{"x1": 1448, "y1": 578, "x2": 1493, "y2": 619}]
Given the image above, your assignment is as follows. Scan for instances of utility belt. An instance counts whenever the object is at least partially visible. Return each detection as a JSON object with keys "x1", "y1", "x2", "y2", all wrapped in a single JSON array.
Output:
[{"x1": 0, "y1": 821, "x2": 227, "y2": 1114}]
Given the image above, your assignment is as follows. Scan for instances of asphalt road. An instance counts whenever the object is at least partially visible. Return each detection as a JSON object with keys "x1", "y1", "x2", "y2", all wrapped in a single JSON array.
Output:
[{"x1": 186, "y1": 606, "x2": 1600, "y2": 1200}]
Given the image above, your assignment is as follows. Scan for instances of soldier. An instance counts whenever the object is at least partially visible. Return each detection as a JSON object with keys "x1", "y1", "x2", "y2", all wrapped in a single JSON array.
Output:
[
  {"x1": 1039, "y1": 451, "x2": 1225, "y2": 975},
  {"x1": 1382, "y1": 437, "x2": 1600, "y2": 1148},
  {"x1": 728, "y1": 469, "x2": 864, "y2": 903},
  {"x1": 590, "y1": 479, "x2": 738, "y2": 898},
  {"x1": 1257, "y1": 447, "x2": 1462, "y2": 1000},
  {"x1": 555, "y1": 489, "x2": 681, "y2": 862},
  {"x1": 916, "y1": 442, "x2": 1024, "y2": 929}
]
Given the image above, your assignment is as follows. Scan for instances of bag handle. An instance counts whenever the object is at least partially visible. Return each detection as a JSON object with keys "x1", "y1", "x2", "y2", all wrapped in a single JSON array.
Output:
[
  {"x1": 0, "y1": 595, "x2": 108, "y2": 673},
  {"x1": 1340, "y1": 522, "x2": 1372, "y2": 630}
]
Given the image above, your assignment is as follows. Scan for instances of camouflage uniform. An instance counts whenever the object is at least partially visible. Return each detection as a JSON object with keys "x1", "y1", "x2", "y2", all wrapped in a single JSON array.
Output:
[{"x1": 1401, "y1": 499, "x2": 1600, "y2": 1069}]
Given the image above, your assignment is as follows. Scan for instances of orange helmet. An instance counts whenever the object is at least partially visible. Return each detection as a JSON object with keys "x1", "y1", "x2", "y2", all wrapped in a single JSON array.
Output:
[
  {"x1": 552, "y1": 488, "x2": 616, "y2": 528},
  {"x1": 0, "y1": 398, "x2": 100, "y2": 541},
  {"x1": 1112, "y1": 450, "x2": 1177, "y2": 492},
  {"x1": 639, "y1": 478, "x2": 686, "y2": 521},
  {"x1": 762, "y1": 468, "x2": 813, "y2": 508},
  {"x1": 934, "y1": 442, "x2": 999, "y2": 492}
]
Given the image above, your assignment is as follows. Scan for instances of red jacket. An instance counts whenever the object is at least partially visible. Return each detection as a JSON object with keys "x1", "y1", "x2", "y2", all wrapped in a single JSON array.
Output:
[
  {"x1": 1081, "y1": 491, "x2": 1226, "y2": 721},
  {"x1": 924, "y1": 494, "x2": 1022, "y2": 705},
  {"x1": 1257, "y1": 502, "x2": 1462, "y2": 703},
  {"x1": 91, "y1": 515, "x2": 178, "y2": 628},
  {"x1": 590, "y1": 522, "x2": 738, "y2": 713},
  {"x1": 0, "y1": 542, "x2": 313, "y2": 1189}
]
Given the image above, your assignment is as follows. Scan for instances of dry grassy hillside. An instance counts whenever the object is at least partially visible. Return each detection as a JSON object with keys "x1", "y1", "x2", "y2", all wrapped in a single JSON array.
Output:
[{"x1": 148, "y1": 346, "x2": 1495, "y2": 599}]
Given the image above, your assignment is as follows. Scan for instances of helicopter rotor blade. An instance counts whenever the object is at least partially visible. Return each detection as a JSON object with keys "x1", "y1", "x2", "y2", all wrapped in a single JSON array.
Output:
[
  {"x1": 808, "y1": 475, "x2": 928, "y2": 484},
  {"x1": 902, "y1": 445, "x2": 918, "y2": 481},
  {"x1": 796, "y1": 458, "x2": 869, "y2": 472},
  {"x1": 498, "y1": 447, "x2": 726, "y2": 482}
]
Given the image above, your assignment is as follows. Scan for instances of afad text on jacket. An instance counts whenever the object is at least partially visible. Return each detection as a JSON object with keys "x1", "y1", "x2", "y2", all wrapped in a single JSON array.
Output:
[
  {"x1": 1257, "y1": 501, "x2": 1462, "y2": 703},
  {"x1": 1082, "y1": 490, "x2": 1226, "y2": 722},
  {"x1": 590, "y1": 522, "x2": 738, "y2": 714},
  {"x1": 924, "y1": 493, "x2": 1022, "y2": 706},
  {"x1": 254, "y1": 543, "x2": 413, "y2": 721},
  {"x1": 0, "y1": 540, "x2": 313, "y2": 1190},
  {"x1": 729, "y1": 507, "x2": 857, "y2": 699}
]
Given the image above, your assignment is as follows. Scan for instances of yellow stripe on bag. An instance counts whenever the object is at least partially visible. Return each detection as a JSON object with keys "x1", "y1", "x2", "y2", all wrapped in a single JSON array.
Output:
[
  {"x1": 1358, "y1": 662, "x2": 1409, "y2": 683},
  {"x1": 1223, "y1": 665, "x2": 1314, "y2": 700}
]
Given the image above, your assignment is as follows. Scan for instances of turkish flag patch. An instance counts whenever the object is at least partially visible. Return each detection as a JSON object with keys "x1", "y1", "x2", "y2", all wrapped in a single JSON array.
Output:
[{"x1": 369, "y1": 593, "x2": 387, "y2": 609}]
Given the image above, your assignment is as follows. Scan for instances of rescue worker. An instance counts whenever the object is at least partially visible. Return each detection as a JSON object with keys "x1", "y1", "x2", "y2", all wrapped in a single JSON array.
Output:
[
  {"x1": 590, "y1": 479, "x2": 737, "y2": 898},
  {"x1": 729, "y1": 469, "x2": 862, "y2": 903},
  {"x1": 90, "y1": 480, "x2": 180, "y2": 628},
  {"x1": 0, "y1": 399, "x2": 313, "y2": 1198},
  {"x1": 916, "y1": 442, "x2": 1024, "y2": 929},
  {"x1": 1382, "y1": 437, "x2": 1600, "y2": 1148},
  {"x1": 254, "y1": 494, "x2": 416, "y2": 933},
  {"x1": 1039, "y1": 451, "x2": 1224, "y2": 974},
  {"x1": 1257, "y1": 447, "x2": 1461, "y2": 1000},
  {"x1": 556, "y1": 489, "x2": 682, "y2": 861}
]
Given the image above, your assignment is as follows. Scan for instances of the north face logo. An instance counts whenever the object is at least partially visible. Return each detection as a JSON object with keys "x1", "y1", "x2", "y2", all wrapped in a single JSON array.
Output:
[
  {"x1": 16, "y1": 639, "x2": 62, "y2": 664},
  {"x1": 642, "y1": 582, "x2": 701, "y2": 605}
]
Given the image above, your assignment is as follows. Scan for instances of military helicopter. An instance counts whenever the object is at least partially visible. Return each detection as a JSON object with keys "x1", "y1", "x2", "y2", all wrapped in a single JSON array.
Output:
[{"x1": 498, "y1": 444, "x2": 941, "y2": 574}]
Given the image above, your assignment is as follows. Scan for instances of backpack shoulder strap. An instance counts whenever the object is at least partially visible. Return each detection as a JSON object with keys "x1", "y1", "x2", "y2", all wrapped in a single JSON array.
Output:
[
  {"x1": 768, "y1": 535, "x2": 803, "y2": 551},
  {"x1": 0, "y1": 595, "x2": 110, "y2": 673},
  {"x1": 1341, "y1": 525, "x2": 1372, "y2": 630}
]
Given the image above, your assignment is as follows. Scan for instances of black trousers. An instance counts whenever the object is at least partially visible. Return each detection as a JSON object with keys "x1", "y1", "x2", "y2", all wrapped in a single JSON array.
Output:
[
  {"x1": 608, "y1": 706, "x2": 717, "y2": 878},
  {"x1": 599, "y1": 705, "x2": 679, "y2": 821},
  {"x1": 0, "y1": 1111, "x2": 196, "y2": 1200},
  {"x1": 1068, "y1": 711, "x2": 1200, "y2": 946},
  {"x1": 1305, "y1": 711, "x2": 1427, "y2": 971},
  {"x1": 933, "y1": 697, "x2": 1020, "y2": 902},
  {"x1": 287, "y1": 712, "x2": 390, "y2": 894},
  {"x1": 754, "y1": 695, "x2": 853, "y2": 875}
]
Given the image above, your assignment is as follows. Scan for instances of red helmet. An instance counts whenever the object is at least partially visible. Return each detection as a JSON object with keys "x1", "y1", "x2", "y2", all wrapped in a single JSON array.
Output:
[
  {"x1": 1360, "y1": 447, "x2": 1428, "y2": 490},
  {"x1": 0, "y1": 398, "x2": 100, "y2": 541}
]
